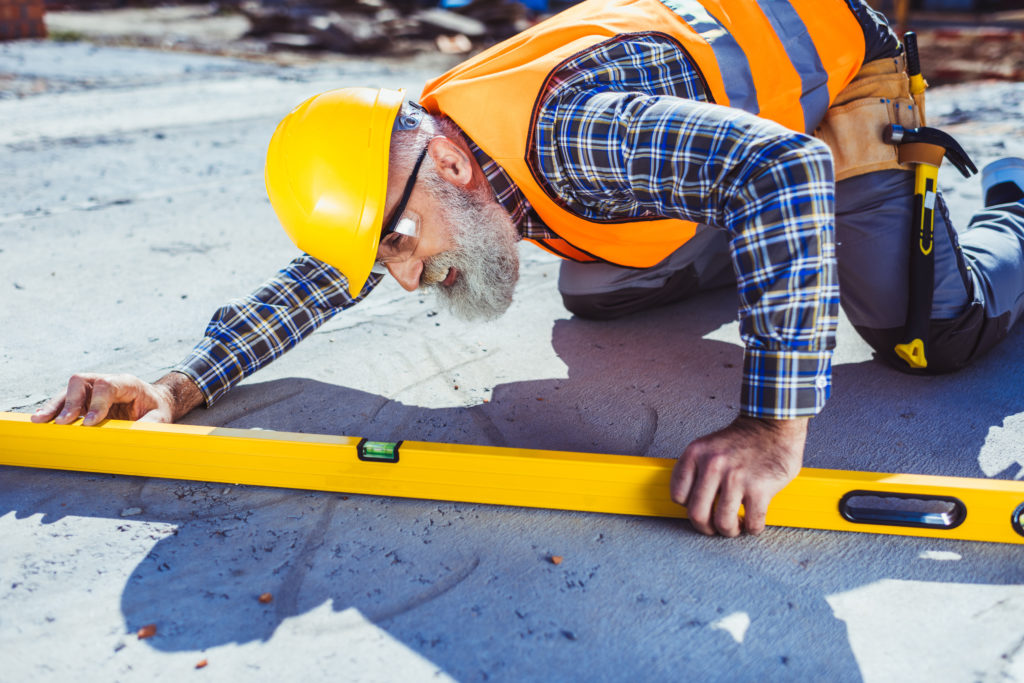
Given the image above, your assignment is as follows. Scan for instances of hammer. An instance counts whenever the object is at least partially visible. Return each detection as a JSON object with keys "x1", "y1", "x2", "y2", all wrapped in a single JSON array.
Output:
[{"x1": 883, "y1": 123, "x2": 977, "y2": 369}]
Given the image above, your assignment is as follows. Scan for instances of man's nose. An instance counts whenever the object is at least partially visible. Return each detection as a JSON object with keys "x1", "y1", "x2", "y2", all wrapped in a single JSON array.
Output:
[{"x1": 386, "y1": 259, "x2": 423, "y2": 292}]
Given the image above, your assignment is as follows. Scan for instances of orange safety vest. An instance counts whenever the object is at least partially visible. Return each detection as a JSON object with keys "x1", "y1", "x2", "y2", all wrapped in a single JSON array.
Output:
[{"x1": 420, "y1": 0, "x2": 866, "y2": 266}]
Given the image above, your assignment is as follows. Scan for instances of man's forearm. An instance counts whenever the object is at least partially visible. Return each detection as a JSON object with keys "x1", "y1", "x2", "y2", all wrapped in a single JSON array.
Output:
[
  {"x1": 172, "y1": 255, "x2": 374, "y2": 407},
  {"x1": 729, "y1": 135, "x2": 839, "y2": 420},
  {"x1": 549, "y1": 91, "x2": 839, "y2": 419},
  {"x1": 154, "y1": 371, "x2": 205, "y2": 422}
]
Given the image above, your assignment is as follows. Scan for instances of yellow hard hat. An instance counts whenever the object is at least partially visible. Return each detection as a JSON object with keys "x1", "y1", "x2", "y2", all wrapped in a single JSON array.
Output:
[{"x1": 265, "y1": 87, "x2": 404, "y2": 297}]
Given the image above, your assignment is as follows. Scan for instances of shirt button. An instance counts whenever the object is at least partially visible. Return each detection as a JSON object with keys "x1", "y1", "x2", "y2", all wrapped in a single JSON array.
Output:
[{"x1": 815, "y1": 376, "x2": 829, "y2": 389}]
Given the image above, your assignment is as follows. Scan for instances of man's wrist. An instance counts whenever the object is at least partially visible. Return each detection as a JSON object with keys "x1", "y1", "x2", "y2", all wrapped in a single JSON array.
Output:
[
  {"x1": 154, "y1": 371, "x2": 205, "y2": 422},
  {"x1": 172, "y1": 337, "x2": 241, "y2": 407},
  {"x1": 732, "y1": 414, "x2": 809, "y2": 437}
]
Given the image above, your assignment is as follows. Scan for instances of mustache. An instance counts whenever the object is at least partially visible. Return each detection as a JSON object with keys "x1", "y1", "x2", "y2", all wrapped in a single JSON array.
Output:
[{"x1": 421, "y1": 254, "x2": 456, "y2": 287}]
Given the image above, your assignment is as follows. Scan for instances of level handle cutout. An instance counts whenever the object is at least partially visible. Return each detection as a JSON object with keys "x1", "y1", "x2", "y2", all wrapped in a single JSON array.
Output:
[{"x1": 839, "y1": 491, "x2": 966, "y2": 530}]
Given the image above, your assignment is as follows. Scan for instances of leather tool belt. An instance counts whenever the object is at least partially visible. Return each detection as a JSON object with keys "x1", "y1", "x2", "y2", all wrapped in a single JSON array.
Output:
[{"x1": 814, "y1": 54, "x2": 922, "y2": 181}]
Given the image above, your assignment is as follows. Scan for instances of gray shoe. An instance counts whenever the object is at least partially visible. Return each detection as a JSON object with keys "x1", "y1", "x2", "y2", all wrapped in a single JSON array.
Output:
[{"x1": 982, "y1": 157, "x2": 1024, "y2": 206}]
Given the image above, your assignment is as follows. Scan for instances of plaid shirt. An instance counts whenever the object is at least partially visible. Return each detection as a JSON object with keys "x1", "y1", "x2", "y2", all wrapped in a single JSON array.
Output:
[{"x1": 174, "y1": 34, "x2": 840, "y2": 419}]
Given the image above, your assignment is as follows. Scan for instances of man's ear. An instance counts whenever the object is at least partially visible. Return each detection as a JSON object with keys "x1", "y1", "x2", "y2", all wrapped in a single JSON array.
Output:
[{"x1": 427, "y1": 135, "x2": 474, "y2": 188}]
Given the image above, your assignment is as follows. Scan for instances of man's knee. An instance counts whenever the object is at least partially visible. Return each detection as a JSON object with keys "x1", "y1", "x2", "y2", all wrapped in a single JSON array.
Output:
[
  {"x1": 855, "y1": 304, "x2": 1011, "y2": 375},
  {"x1": 560, "y1": 265, "x2": 703, "y2": 320},
  {"x1": 561, "y1": 288, "x2": 659, "y2": 320}
]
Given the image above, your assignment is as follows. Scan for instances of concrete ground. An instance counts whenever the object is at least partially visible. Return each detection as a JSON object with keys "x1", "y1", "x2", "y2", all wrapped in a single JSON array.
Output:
[{"x1": 2, "y1": 39, "x2": 1024, "y2": 682}]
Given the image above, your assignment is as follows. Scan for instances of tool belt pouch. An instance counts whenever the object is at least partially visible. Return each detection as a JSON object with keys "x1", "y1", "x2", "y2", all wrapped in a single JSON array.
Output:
[{"x1": 814, "y1": 55, "x2": 922, "y2": 181}]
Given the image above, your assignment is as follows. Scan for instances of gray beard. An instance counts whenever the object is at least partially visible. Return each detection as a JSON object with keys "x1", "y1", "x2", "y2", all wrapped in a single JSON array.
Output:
[{"x1": 420, "y1": 175, "x2": 520, "y2": 321}]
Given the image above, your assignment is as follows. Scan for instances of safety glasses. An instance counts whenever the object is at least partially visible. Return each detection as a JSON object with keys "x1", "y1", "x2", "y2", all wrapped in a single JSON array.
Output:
[{"x1": 374, "y1": 145, "x2": 428, "y2": 270}]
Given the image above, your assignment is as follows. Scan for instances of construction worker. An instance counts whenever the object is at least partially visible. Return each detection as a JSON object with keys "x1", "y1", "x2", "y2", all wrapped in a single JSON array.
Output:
[{"x1": 33, "y1": 0, "x2": 1024, "y2": 538}]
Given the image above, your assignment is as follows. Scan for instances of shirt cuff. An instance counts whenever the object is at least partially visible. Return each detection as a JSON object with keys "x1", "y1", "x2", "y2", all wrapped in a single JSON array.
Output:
[
  {"x1": 169, "y1": 336, "x2": 245, "y2": 408},
  {"x1": 739, "y1": 348, "x2": 832, "y2": 420}
]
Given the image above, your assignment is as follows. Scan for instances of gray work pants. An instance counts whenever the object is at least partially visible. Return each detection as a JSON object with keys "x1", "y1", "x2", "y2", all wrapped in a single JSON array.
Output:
[{"x1": 557, "y1": 169, "x2": 1024, "y2": 373}]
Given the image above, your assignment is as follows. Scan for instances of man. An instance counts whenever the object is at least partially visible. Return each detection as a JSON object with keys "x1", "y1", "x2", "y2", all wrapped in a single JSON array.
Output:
[{"x1": 33, "y1": 0, "x2": 1024, "y2": 537}]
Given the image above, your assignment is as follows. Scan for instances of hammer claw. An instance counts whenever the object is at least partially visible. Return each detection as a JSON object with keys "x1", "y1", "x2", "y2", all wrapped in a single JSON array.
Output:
[
  {"x1": 883, "y1": 124, "x2": 978, "y2": 178},
  {"x1": 944, "y1": 145, "x2": 979, "y2": 178}
]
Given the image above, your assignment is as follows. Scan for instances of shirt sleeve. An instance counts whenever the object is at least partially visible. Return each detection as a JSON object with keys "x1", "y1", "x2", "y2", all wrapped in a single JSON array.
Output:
[
  {"x1": 171, "y1": 254, "x2": 381, "y2": 406},
  {"x1": 539, "y1": 91, "x2": 839, "y2": 419}
]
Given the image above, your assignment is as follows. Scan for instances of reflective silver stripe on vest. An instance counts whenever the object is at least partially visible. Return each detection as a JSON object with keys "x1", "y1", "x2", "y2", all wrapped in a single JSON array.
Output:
[
  {"x1": 757, "y1": 0, "x2": 830, "y2": 133},
  {"x1": 658, "y1": 0, "x2": 759, "y2": 115}
]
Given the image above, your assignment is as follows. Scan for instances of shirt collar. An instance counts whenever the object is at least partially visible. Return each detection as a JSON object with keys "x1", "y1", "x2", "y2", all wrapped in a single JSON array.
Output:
[{"x1": 465, "y1": 138, "x2": 530, "y2": 236}]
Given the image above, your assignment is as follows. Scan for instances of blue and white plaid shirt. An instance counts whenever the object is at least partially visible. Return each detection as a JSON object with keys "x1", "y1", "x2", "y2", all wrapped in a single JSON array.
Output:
[{"x1": 174, "y1": 34, "x2": 842, "y2": 419}]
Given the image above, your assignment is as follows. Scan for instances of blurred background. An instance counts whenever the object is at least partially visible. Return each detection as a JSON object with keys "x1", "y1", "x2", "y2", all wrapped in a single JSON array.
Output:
[{"x1": 2, "y1": 0, "x2": 1022, "y2": 84}]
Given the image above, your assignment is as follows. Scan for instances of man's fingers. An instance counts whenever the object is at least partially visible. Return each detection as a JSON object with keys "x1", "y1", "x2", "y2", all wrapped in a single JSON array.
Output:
[
  {"x1": 84, "y1": 375, "x2": 157, "y2": 425},
  {"x1": 742, "y1": 490, "x2": 770, "y2": 536},
  {"x1": 55, "y1": 374, "x2": 94, "y2": 424},
  {"x1": 713, "y1": 474, "x2": 745, "y2": 538},
  {"x1": 684, "y1": 460, "x2": 721, "y2": 536},
  {"x1": 669, "y1": 416, "x2": 806, "y2": 539},
  {"x1": 32, "y1": 392, "x2": 68, "y2": 423},
  {"x1": 669, "y1": 454, "x2": 696, "y2": 508},
  {"x1": 82, "y1": 377, "x2": 124, "y2": 426},
  {"x1": 31, "y1": 373, "x2": 169, "y2": 427}
]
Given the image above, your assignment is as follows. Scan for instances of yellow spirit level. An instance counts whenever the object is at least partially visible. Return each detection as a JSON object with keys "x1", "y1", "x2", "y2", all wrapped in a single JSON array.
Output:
[{"x1": 1, "y1": 411, "x2": 1022, "y2": 544}]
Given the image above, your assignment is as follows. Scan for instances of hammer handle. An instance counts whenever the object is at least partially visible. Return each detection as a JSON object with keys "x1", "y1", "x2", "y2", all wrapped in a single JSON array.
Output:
[
  {"x1": 904, "y1": 31, "x2": 927, "y2": 124},
  {"x1": 894, "y1": 165, "x2": 939, "y2": 369},
  {"x1": 904, "y1": 31, "x2": 921, "y2": 78}
]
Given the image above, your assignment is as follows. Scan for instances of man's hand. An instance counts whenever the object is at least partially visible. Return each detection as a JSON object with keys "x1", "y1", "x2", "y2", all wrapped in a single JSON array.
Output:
[
  {"x1": 31, "y1": 372, "x2": 203, "y2": 426},
  {"x1": 670, "y1": 415, "x2": 807, "y2": 537}
]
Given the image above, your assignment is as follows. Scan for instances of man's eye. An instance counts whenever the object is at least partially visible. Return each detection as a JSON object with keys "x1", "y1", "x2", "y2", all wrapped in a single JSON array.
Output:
[{"x1": 381, "y1": 233, "x2": 404, "y2": 253}]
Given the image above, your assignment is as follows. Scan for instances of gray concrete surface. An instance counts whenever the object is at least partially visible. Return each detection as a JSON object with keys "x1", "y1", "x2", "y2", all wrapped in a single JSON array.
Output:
[{"x1": 2, "y1": 40, "x2": 1023, "y2": 682}]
